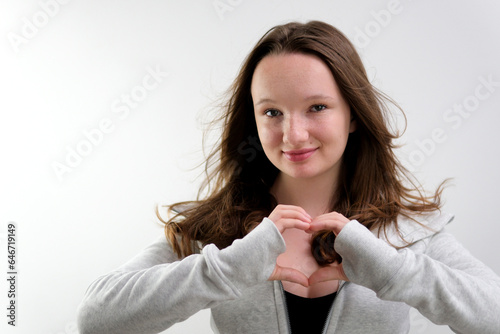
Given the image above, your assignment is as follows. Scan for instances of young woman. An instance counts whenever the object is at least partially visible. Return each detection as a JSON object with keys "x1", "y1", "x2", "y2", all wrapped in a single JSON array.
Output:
[{"x1": 77, "y1": 21, "x2": 500, "y2": 334}]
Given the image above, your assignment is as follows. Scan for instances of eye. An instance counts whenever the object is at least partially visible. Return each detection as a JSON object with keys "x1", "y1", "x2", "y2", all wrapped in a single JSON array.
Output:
[
  {"x1": 264, "y1": 109, "x2": 282, "y2": 117},
  {"x1": 310, "y1": 104, "x2": 327, "y2": 112}
]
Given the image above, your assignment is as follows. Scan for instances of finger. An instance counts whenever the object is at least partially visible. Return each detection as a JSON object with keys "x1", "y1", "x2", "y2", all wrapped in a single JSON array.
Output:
[
  {"x1": 277, "y1": 204, "x2": 311, "y2": 216},
  {"x1": 269, "y1": 208, "x2": 312, "y2": 233},
  {"x1": 280, "y1": 208, "x2": 312, "y2": 223},
  {"x1": 308, "y1": 264, "x2": 348, "y2": 285},
  {"x1": 307, "y1": 220, "x2": 339, "y2": 232},
  {"x1": 269, "y1": 265, "x2": 310, "y2": 287},
  {"x1": 318, "y1": 211, "x2": 348, "y2": 220},
  {"x1": 293, "y1": 206, "x2": 312, "y2": 221},
  {"x1": 280, "y1": 218, "x2": 311, "y2": 231},
  {"x1": 271, "y1": 205, "x2": 312, "y2": 222},
  {"x1": 308, "y1": 213, "x2": 349, "y2": 234}
]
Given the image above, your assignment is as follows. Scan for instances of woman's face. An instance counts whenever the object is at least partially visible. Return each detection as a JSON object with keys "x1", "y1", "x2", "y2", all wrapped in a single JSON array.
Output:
[{"x1": 251, "y1": 53, "x2": 356, "y2": 182}]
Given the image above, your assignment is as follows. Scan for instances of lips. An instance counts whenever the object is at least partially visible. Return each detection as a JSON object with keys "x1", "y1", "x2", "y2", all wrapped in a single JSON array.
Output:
[{"x1": 283, "y1": 148, "x2": 318, "y2": 162}]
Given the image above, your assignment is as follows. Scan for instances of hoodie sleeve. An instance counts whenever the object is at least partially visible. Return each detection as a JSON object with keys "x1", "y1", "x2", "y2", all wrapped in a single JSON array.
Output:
[
  {"x1": 76, "y1": 218, "x2": 285, "y2": 334},
  {"x1": 335, "y1": 220, "x2": 500, "y2": 334}
]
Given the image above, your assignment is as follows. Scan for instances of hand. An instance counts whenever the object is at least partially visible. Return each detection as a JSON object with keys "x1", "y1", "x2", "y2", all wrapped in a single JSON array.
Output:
[
  {"x1": 307, "y1": 211, "x2": 350, "y2": 283},
  {"x1": 307, "y1": 211, "x2": 350, "y2": 236},
  {"x1": 309, "y1": 262, "x2": 348, "y2": 284},
  {"x1": 267, "y1": 205, "x2": 312, "y2": 287},
  {"x1": 268, "y1": 204, "x2": 312, "y2": 233}
]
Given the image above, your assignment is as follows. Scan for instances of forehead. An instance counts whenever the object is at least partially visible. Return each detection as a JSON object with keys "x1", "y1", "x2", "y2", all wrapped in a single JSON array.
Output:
[{"x1": 250, "y1": 53, "x2": 339, "y2": 100}]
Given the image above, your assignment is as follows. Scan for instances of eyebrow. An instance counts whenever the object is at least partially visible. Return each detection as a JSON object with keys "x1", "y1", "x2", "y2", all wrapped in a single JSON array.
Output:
[{"x1": 254, "y1": 94, "x2": 335, "y2": 106}]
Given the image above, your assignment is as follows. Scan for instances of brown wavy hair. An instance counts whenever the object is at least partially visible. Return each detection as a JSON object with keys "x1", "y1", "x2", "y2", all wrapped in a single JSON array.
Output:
[{"x1": 158, "y1": 21, "x2": 445, "y2": 265}]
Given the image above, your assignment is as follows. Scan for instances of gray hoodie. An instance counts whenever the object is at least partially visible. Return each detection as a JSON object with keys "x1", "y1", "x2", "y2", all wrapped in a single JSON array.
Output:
[{"x1": 77, "y1": 212, "x2": 500, "y2": 333}]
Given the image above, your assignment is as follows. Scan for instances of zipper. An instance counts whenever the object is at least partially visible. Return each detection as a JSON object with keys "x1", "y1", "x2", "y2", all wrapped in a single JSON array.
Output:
[
  {"x1": 320, "y1": 299, "x2": 335, "y2": 334},
  {"x1": 321, "y1": 280, "x2": 348, "y2": 334},
  {"x1": 279, "y1": 281, "x2": 293, "y2": 333}
]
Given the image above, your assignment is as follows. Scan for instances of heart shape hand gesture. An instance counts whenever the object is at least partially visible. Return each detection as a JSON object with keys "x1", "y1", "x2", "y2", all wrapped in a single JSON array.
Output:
[{"x1": 267, "y1": 205, "x2": 349, "y2": 287}]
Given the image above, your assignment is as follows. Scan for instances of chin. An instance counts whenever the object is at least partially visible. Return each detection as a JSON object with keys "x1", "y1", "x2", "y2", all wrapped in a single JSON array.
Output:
[{"x1": 282, "y1": 168, "x2": 321, "y2": 180}]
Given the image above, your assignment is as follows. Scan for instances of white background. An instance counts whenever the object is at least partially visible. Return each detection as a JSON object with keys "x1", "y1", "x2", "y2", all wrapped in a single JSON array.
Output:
[{"x1": 1, "y1": 0, "x2": 499, "y2": 333}]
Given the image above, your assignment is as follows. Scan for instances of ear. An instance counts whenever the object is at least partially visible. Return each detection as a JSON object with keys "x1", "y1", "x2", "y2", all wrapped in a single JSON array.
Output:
[{"x1": 349, "y1": 113, "x2": 357, "y2": 133}]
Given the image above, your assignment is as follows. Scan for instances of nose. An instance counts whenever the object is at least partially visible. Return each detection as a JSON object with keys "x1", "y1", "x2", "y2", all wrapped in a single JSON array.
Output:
[{"x1": 283, "y1": 114, "x2": 309, "y2": 146}]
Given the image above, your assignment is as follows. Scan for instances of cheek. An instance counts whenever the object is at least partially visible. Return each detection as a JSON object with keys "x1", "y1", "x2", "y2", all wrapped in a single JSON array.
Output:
[
  {"x1": 257, "y1": 124, "x2": 281, "y2": 148},
  {"x1": 316, "y1": 119, "x2": 350, "y2": 146}
]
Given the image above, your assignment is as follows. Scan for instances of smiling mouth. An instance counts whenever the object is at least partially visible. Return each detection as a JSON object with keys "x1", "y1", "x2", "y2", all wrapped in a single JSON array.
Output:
[{"x1": 282, "y1": 148, "x2": 318, "y2": 162}]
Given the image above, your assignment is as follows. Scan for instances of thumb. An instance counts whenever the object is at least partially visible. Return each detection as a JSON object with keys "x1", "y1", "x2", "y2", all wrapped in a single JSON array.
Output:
[
  {"x1": 268, "y1": 264, "x2": 310, "y2": 287},
  {"x1": 308, "y1": 264, "x2": 348, "y2": 286}
]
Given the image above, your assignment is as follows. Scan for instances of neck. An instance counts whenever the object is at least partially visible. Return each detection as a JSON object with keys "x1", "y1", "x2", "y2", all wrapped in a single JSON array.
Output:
[{"x1": 271, "y1": 172, "x2": 338, "y2": 218}]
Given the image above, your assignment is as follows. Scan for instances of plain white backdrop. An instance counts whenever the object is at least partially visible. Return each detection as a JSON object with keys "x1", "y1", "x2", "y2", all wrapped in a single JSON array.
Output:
[{"x1": 1, "y1": 0, "x2": 499, "y2": 333}]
